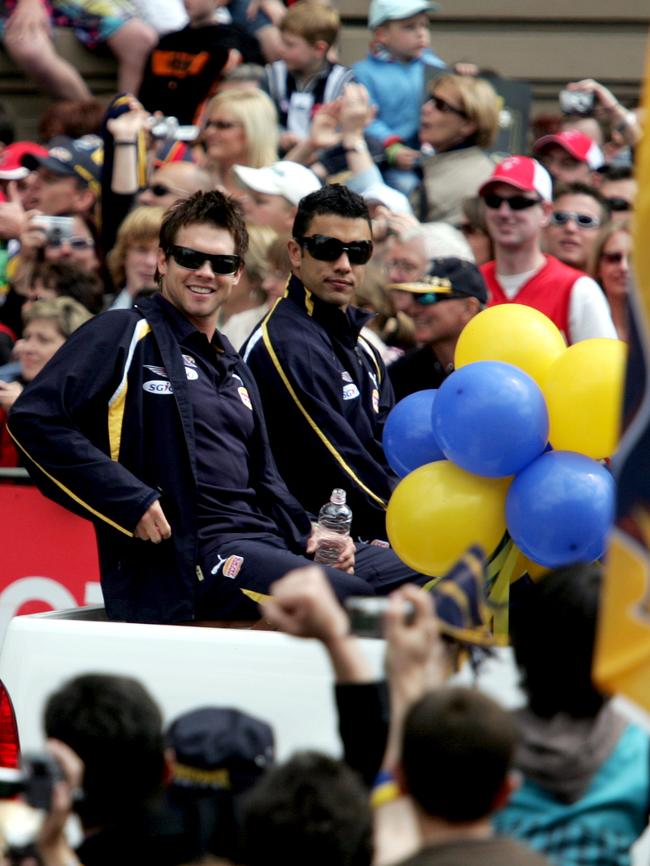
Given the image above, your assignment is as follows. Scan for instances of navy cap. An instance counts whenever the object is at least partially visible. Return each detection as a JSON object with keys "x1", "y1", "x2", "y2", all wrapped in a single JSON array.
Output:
[
  {"x1": 22, "y1": 135, "x2": 103, "y2": 195},
  {"x1": 166, "y1": 706, "x2": 275, "y2": 795},
  {"x1": 387, "y1": 256, "x2": 488, "y2": 304}
]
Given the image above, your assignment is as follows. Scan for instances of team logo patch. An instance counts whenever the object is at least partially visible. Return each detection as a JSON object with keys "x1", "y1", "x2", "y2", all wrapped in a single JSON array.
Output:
[
  {"x1": 183, "y1": 354, "x2": 197, "y2": 367},
  {"x1": 343, "y1": 383, "x2": 360, "y2": 401},
  {"x1": 372, "y1": 388, "x2": 379, "y2": 413},
  {"x1": 210, "y1": 553, "x2": 245, "y2": 579},
  {"x1": 143, "y1": 380, "x2": 174, "y2": 394},
  {"x1": 185, "y1": 367, "x2": 198, "y2": 380},
  {"x1": 238, "y1": 386, "x2": 253, "y2": 410},
  {"x1": 341, "y1": 370, "x2": 353, "y2": 383}
]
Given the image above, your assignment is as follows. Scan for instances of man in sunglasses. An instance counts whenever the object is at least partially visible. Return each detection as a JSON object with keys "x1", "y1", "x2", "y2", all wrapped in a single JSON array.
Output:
[
  {"x1": 387, "y1": 257, "x2": 487, "y2": 402},
  {"x1": 543, "y1": 182, "x2": 610, "y2": 273},
  {"x1": 244, "y1": 184, "x2": 397, "y2": 543},
  {"x1": 479, "y1": 156, "x2": 616, "y2": 344},
  {"x1": 10, "y1": 189, "x2": 428, "y2": 625},
  {"x1": 599, "y1": 165, "x2": 637, "y2": 226}
]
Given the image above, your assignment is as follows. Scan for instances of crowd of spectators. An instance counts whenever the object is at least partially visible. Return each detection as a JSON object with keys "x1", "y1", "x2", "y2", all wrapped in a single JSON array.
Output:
[{"x1": 0, "y1": 0, "x2": 646, "y2": 863}]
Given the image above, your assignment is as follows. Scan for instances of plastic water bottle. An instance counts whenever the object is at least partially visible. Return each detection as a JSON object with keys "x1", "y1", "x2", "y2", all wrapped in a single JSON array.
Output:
[{"x1": 313, "y1": 489, "x2": 353, "y2": 566}]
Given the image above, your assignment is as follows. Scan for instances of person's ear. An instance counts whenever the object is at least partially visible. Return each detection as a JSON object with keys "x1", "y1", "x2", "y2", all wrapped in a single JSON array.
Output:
[
  {"x1": 313, "y1": 39, "x2": 329, "y2": 59},
  {"x1": 540, "y1": 199, "x2": 554, "y2": 228},
  {"x1": 491, "y1": 770, "x2": 521, "y2": 812},
  {"x1": 157, "y1": 246, "x2": 168, "y2": 279},
  {"x1": 288, "y1": 237, "x2": 302, "y2": 273}
]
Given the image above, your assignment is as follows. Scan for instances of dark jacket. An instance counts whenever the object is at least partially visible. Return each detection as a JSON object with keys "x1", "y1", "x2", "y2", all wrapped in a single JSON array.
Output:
[
  {"x1": 242, "y1": 275, "x2": 397, "y2": 542},
  {"x1": 8, "y1": 294, "x2": 311, "y2": 623}
]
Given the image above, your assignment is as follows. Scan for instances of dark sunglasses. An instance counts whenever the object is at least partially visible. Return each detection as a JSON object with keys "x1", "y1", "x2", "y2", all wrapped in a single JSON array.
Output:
[
  {"x1": 601, "y1": 251, "x2": 628, "y2": 264},
  {"x1": 168, "y1": 244, "x2": 241, "y2": 275},
  {"x1": 412, "y1": 291, "x2": 467, "y2": 306},
  {"x1": 550, "y1": 210, "x2": 601, "y2": 229},
  {"x1": 296, "y1": 234, "x2": 373, "y2": 265},
  {"x1": 427, "y1": 94, "x2": 468, "y2": 119},
  {"x1": 483, "y1": 192, "x2": 542, "y2": 211},
  {"x1": 605, "y1": 196, "x2": 632, "y2": 213},
  {"x1": 204, "y1": 119, "x2": 241, "y2": 131},
  {"x1": 48, "y1": 236, "x2": 95, "y2": 249}
]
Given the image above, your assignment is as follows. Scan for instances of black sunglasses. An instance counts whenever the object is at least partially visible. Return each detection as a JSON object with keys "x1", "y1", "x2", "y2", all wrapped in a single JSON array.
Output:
[
  {"x1": 296, "y1": 235, "x2": 373, "y2": 265},
  {"x1": 483, "y1": 192, "x2": 542, "y2": 211},
  {"x1": 605, "y1": 196, "x2": 632, "y2": 213},
  {"x1": 601, "y1": 251, "x2": 627, "y2": 264},
  {"x1": 550, "y1": 210, "x2": 601, "y2": 229},
  {"x1": 427, "y1": 94, "x2": 468, "y2": 119},
  {"x1": 168, "y1": 244, "x2": 241, "y2": 275}
]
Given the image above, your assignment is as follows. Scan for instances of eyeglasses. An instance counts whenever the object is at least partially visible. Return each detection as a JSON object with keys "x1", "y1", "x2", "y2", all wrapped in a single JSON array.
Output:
[
  {"x1": 204, "y1": 119, "x2": 241, "y2": 131},
  {"x1": 48, "y1": 236, "x2": 95, "y2": 249},
  {"x1": 600, "y1": 251, "x2": 628, "y2": 264},
  {"x1": 605, "y1": 197, "x2": 632, "y2": 213},
  {"x1": 426, "y1": 94, "x2": 468, "y2": 119},
  {"x1": 483, "y1": 193, "x2": 542, "y2": 211},
  {"x1": 295, "y1": 235, "x2": 373, "y2": 265},
  {"x1": 411, "y1": 292, "x2": 468, "y2": 306},
  {"x1": 550, "y1": 210, "x2": 601, "y2": 229},
  {"x1": 168, "y1": 244, "x2": 241, "y2": 274}
]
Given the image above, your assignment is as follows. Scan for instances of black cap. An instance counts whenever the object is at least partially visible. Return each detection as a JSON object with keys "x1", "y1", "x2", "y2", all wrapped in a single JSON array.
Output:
[
  {"x1": 22, "y1": 135, "x2": 103, "y2": 195},
  {"x1": 166, "y1": 706, "x2": 275, "y2": 795},
  {"x1": 388, "y1": 256, "x2": 488, "y2": 304}
]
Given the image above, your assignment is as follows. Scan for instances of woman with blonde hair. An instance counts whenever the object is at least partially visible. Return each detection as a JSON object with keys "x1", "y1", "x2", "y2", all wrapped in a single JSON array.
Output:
[
  {"x1": 413, "y1": 74, "x2": 500, "y2": 225},
  {"x1": 0, "y1": 297, "x2": 92, "y2": 465},
  {"x1": 201, "y1": 88, "x2": 279, "y2": 196},
  {"x1": 589, "y1": 219, "x2": 632, "y2": 341},
  {"x1": 106, "y1": 206, "x2": 165, "y2": 310}
]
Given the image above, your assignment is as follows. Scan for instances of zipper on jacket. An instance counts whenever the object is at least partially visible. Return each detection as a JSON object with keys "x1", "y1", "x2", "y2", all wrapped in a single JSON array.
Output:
[{"x1": 195, "y1": 565, "x2": 204, "y2": 582}]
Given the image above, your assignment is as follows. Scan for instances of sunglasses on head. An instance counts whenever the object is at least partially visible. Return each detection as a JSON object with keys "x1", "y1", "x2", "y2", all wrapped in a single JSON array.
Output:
[
  {"x1": 550, "y1": 210, "x2": 601, "y2": 229},
  {"x1": 48, "y1": 235, "x2": 95, "y2": 249},
  {"x1": 601, "y1": 251, "x2": 627, "y2": 264},
  {"x1": 605, "y1": 196, "x2": 632, "y2": 213},
  {"x1": 296, "y1": 235, "x2": 373, "y2": 265},
  {"x1": 427, "y1": 94, "x2": 468, "y2": 119},
  {"x1": 168, "y1": 244, "x2": 241, "y2": 275},
  {"x1": 483, "y1": 192, "x2": 542, "y2": 211}
]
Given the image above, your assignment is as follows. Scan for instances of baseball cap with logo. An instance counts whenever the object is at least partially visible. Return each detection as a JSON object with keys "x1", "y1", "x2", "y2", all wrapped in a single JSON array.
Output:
[
  {"x1": 233, "y1": 161, "x2": 321, "y2": 207},
  {"x1": 21, "y1": 135, "x2": 103, "y2": 195},
  {"x1": 369, "y1": 0, "x2": 439, "y2": 28},
  {"x1": 387, "y1": 256, "x2": 487, "y2": 303},
  {"x1": 0, "y1": 142, "x2": 49, "y2": 181},
  {"x1": 478, "y1": 156, "x2": 553, "y2": 202},
  {"x1": 533, "y1": 129, "x2": 605, "y2": 170}
]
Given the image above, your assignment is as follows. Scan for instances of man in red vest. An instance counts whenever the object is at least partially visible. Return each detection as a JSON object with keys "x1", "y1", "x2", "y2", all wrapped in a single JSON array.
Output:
[{"x1": 478, "y1": 156, "x2": 616, "y2": 344}]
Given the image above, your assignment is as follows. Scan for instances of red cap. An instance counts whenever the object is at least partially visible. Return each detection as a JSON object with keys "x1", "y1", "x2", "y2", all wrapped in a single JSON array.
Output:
[
  {"x1": 0, "y1": 141, "x2": 49, "y2": 180},
  {"x1": 533, "y1": 130, "x2": 604, "y2": 169},
  {"x1": 479, "y1": 156, "x2": 553, "y2": 201}
]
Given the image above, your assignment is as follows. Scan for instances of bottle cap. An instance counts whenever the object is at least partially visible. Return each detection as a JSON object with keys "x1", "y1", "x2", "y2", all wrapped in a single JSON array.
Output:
[{"x1": 330, "y1": 488, "x2": 346, "y2": 505}]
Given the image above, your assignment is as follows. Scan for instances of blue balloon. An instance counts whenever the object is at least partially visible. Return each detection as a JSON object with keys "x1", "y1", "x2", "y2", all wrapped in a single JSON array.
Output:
[
  {"x1": 506, "y1": 451, "x2": 615, "y2": 568},
  {"x1": 432, "y1": 361, "x2": 548, "y2": 477},
  {"x1": 383, "y1": 390, "x2": 445, "y2": 478}
]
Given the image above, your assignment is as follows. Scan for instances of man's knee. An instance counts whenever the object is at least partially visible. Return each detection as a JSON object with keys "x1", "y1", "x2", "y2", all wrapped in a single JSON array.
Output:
[
  {"x1": 107, "y1": 18, "x2": 157, "y2": 55},
  {"x1": 4, "y1": 27, "x2": 52, "y2": 64}
]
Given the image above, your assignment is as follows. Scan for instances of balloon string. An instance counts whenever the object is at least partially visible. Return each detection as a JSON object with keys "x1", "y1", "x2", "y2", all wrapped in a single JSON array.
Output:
[{"x1": 488, "y1": 539, "x2": 524, "y2": 644}]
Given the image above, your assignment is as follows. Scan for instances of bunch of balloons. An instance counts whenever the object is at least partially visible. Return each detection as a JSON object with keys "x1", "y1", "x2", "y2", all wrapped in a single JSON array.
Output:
[{"x1": 384, "y1": 304, "x2": 625, "y2": 575}]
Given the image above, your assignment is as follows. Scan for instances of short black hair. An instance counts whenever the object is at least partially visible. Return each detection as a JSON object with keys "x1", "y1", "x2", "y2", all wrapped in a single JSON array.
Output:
[
  {"x1": 292, "y1": 184, "x2": 372, "y2": 239},
  {"x1": 240, "y1": 751, "x2": 373, "y2": 866},
  {"x1": 511, "y1": 562, "x2": 605, "y2": 718},
  {"x1": 401, "y1": 687, "x2": 517, "y2": 822},
  {"x1": 44, "y1": 674, "x2": 165, "y2": 829},
  {"x1": 600, "y1": 164, "x2": 634, "y2": 182},
  {"x1": 159, "y1": 189, "x2": 249, "y2": 258},
  {"x1": 553, "y1": 181, "x2": 610, "y2": 220}
]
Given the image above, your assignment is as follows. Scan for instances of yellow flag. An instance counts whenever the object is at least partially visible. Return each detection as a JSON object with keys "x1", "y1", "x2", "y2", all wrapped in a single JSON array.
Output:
[{"x1": 594, "y1": 47, "x2": 650, "y2": 709}]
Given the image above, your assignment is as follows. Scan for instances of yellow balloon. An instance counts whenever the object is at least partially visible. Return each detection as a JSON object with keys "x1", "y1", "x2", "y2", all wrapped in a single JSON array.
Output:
[
  {"x1": 386, "y1": 461, "x2": 510, "y2": 576},
  {"x1": 455, "y1": 304, "x2": 566, "y2": 387},
  {"x1": 543, "y1": 338, "x2": 627, "y2": 459}
]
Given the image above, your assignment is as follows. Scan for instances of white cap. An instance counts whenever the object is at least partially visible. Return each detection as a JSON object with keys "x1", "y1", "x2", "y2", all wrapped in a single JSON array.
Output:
[
  {"x1": 368, "y1": 0, "x2": 439, "y2": 29},
  {"x1": 362, "y1": 183, "x2": 413, "y2": 215},
  {"x1": 233, "y1": 161, "x2": 321, "y2": 206}
]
